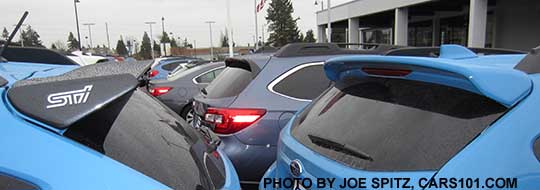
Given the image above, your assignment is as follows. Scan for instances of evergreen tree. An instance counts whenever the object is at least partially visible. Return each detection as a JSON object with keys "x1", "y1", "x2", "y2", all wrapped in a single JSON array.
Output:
[
  {"x1": 304, "y1": 30, "x2": 316, "y2": 43},
  {"x1": 51, "y1": 44, "x2": 57, "y2": 50},
  {"x1": 266, "y1": 0, "x2": 301, "y2": 47},
  {"x1": 160, "y1": 32, "x2": 171, "y2": 43},
  {"x1": 183, "y1": 38, "x2": 193, "y2": 48},
  {"x1": 139, "y1": 32, "x2": 152, "y2": 59},
  {"x1": 67, "y1": 32, "x2": 80, "y2": 50},
  {"x1": 153, "y1": 41, "x2": 161, "y2": 57},
  {"x1": 116, "y1": 38, "x2": 129, "y2": 56},
  {"x1": 220, "y1": 29, "x2": 229, "y2": 47},
  {"x1": 21, "y1": 26, "x2": 44, "y2": 47},
  {"x1": 170, "y1": 37, "x2": 178, "y2": 48},
  {"x1": 299, "y1": 33, "x2": 305, "y2": 43},
  {"x1": 2, "y1": 27, "x2": 9, "y2": 40}
]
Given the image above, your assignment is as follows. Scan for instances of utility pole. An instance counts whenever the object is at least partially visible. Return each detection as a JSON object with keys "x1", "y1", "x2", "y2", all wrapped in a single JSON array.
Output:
[
  {"x1": 161, "y1": 17, "x2": 167, "y2": 56},
  {"x1": 226, "y1": 0, "x2": 234, "y2": 57},
  {"x1": 105, "y1": 22, "x2": 111, "y2": 50},
  {"x1": 261, "y1": 24, "x2": 266, "y2": 47},
  {"x1": 193, "y1": 40, "x2": 197, "y2": 58},
  {"x1": 254, "y1": 0, "x2": 259, "y2": 50},
  {"x1": 205, "y1": 21, "x2": 215, "y2": 61},
  {"x1": 327, "y1": 0, "x2": 332, "y2": 43},
  {"x1": 145, "y1": 21, "x2": 156, "y2": 59},
  {"x1": 73, "y1": 0, "x2": 82, "y2": 50},
  {"x1": 82, "y1": 23, "x2": 95, "y2": 49}
]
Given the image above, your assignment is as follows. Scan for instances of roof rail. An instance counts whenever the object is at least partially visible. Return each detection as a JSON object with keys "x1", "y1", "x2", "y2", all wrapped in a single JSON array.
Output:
[
  {"x1": 273, "y1": 43, "x2": 394, "y2": 57},
  {"x1": 385, "y1": 46, "x2": 526, "y2": 57}
]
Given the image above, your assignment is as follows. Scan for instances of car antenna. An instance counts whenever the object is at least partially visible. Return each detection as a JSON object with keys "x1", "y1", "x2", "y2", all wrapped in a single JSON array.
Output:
[{"x1": 0, "y1": 11, "x2": 29, "y2": 62}]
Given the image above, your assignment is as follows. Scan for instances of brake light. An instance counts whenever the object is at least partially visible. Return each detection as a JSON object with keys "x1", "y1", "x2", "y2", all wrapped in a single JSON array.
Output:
[
  {"x1": 149, "y1": 86, "x2": 172, "y2": 96},
  {"x1": 149, "y1": 70, "x2": 159, "y2": 78},
  {"x1": 362, "y1": 68, "x2": 411, "y2": 77},
  {"x1": 204, "y1": 108, "x2": 266, "y2": 134}
]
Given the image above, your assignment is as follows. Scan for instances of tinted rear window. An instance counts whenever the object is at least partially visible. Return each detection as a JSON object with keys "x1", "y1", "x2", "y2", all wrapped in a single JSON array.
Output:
[
  {"x1": 64, "y1": 89, "x2": 224, "y2": 189},
  {"x1": 292, "y1": 78, "x2": 507, "y2": 171},
  {"x1": 204, "y1": 67, "x2": 252, "y2": 98},
  {"x1": 272, "y1": 63, "x2": 331, "y2": 100}
]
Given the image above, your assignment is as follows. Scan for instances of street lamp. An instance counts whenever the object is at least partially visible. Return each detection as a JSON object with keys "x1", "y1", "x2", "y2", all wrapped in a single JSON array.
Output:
[
  {"x1": 82, "y1": 23, "x2": 95, "y2": 49},
  {"x1": 145, "y1": 21, "x2": 156, "y2": 59},
  {"x1": 315, "y1": 0, "x2": 332, "y2": 43},
  {"x1": 161, "y1": 17, "x2": 167, "y2": 56},
  {"x1": 205, "y1": 21, "x2": 216, "y2": 61},
  {"x1": 73, "y1": 0, "x2": 82, "y2": 50}
]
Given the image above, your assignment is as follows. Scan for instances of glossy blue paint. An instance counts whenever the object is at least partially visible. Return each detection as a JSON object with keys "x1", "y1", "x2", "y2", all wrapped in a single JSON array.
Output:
[
  {"x1": 262, "y1": 51, "x2": 540, "y2": 190},
  {"x1": 325, "y1": 54, "x2": 530, "y2": 107}
]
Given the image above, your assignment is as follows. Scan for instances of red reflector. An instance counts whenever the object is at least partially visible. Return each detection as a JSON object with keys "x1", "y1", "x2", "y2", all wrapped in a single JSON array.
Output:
[
  {"x1": 149, "y1": 70, "x2": 159, "y2": 78},
  {"x1": 149, "y1": 86, "x2": 172, "y2": 96},
  {"x1": 204, "y1": 108, "x2": 266, "y2": 134},
  {"x1": 362, "y1": 68, "x2": 411, "y2": 77}
]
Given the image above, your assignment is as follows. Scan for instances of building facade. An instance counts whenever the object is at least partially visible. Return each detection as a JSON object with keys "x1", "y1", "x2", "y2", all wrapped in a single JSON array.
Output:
[{"x1": 316, "y1": 0, "x2": 540, "y2": 50}]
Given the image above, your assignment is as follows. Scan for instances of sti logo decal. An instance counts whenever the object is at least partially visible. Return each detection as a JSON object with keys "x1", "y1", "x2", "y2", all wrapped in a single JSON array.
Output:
[{"x1": 46, "y1": 85, "x2": 93, "y2": 109}]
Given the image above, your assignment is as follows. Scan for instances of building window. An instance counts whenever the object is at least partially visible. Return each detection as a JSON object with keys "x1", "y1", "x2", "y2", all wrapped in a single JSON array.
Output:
[
  {"x1": 440, "y1": 16, "x2": 468, "y2": 46},
  {"x1": 408, "y1": 21, "x2": 433, "y2": 47},
  {"x1": 362, "y1": 28, "x2": 393, "y2": 44}
]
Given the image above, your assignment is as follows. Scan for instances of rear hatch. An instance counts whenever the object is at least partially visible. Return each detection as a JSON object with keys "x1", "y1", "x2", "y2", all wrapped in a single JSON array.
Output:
[
  {"x1": 193, "y1": 57, "x2": 265, "y2": 133},
  {"x1": 7, "y1": 61, "x2": 235, "y2": 190},
  {"x1": 273, "y1": 55, "x2": 531, "y2": 188}
]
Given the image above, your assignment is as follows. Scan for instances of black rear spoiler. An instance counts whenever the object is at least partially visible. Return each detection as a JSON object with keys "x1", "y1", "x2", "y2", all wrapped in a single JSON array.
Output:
[
  {"x1": 225, "y1": 58, "x2": 261, "y2": 78},
  {"x1": 8, "y1": 61, "x2": 152, "y2": 130}
]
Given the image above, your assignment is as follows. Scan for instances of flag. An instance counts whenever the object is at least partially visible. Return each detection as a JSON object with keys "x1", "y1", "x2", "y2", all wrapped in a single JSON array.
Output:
[{"x1": 256, "y1": 0, "x2": 266, "y2": 13}]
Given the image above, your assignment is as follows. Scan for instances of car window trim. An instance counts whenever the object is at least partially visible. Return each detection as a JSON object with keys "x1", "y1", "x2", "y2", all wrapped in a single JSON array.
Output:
[
  {"x1": 192, "y1": 66, "x2": 226, "y2": 85},
  {"x1": 266, "y1": 62, "x2": 324, "y2": 102}
]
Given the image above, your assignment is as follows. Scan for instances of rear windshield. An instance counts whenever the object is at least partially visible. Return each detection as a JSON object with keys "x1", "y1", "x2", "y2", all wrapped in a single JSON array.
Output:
[
  {"x1": 64, "y1": 89, "x2": 225, "y2": 189},
  {"x1": 292, "y1": 78, "x2": 507, "y2": 171},
  {"x1": 204, "y1": 67, "x2": 252, "y2": 98}
]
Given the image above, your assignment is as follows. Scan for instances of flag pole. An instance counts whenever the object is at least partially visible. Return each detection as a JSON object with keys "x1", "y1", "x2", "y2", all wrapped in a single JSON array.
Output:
[
  {"x1": 226, "y1": 0, "x2": 234, "y2": 57},
  {"x1": 254, "y1": 0, "x2": 259, "y2": 49}
]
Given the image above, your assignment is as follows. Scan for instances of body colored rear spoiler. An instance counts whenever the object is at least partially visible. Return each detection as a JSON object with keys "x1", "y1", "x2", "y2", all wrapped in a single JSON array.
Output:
[{"x1": 324, "y1": 55, "x2": 531, "y2": 107}]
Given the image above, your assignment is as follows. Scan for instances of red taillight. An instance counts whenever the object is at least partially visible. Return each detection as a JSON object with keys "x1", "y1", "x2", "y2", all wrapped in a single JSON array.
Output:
[
  {"x1": 149, "y1": 70, "x2": 159, "y2": 78},
  {"x1": 362, "y1": 68, "x2": 411, "y2": 77},
  {"x1": 149, "y1": 86, "x2": 172, "y2": 96},
  {"x1": 204, "y1": 108, "x2": 266, "y2": 134}
]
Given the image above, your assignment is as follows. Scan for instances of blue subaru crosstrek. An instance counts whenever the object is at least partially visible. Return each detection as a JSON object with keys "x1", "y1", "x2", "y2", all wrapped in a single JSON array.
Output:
[
  {"x1": 261, "y1": 45, "x2": 540, "y2": 190},
  {"x1": 0, "y1": 49, "x2": 240, "y2": 189}
]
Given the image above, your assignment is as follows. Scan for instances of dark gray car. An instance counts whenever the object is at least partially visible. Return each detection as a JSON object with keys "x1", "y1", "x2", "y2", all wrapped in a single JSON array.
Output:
[{"x1": 149, "y1": 62, "x2": 225, "y2": 123}]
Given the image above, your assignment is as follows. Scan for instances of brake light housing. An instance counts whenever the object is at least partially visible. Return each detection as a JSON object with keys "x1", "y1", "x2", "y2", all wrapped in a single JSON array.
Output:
[
  {"x1": 149, "y1": 86, "x2": 172, "y2": 96},
  {"x1": 149, "y1": 70, "x2": 159, "y2": 78},
  {"x1": 205, "y1": 108, "x2": 266, "y2": 134},
  {"x1": 362, "y1": 68, "x2": 411, "y2": 77}
]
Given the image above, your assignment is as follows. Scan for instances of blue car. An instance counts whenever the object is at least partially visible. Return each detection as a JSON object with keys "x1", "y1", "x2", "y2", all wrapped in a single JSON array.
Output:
[
  {"x1": 0, "y1": 54, "x2": 240, "y2": 189},
  {"x1": 261, "y1": 45, "x2": 539, "y2": 190}
]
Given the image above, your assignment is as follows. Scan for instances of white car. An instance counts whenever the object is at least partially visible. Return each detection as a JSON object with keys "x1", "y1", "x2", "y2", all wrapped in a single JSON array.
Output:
[{"x1": 67, "y1": 51, "x2": 109, "y2": 66}]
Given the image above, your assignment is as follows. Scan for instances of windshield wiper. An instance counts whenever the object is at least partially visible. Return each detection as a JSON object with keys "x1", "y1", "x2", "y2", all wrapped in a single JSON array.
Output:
[{"x1": 308, "y1": 134, "x2": 373, "y2": 161}]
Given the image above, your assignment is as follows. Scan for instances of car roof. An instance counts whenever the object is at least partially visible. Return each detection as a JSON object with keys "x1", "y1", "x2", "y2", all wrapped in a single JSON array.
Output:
[{"x1": 325, "y1": 45, "x2": 530, "y2": 107}]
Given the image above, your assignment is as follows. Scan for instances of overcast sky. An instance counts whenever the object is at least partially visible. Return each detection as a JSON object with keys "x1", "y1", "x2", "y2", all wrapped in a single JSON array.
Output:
[{"x1": 1, "y1": 0, "x2": 352, "y2": 48}]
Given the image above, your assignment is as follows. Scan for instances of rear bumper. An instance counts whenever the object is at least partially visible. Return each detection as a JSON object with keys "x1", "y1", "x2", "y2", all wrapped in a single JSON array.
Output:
[
  {"x1": 219, "y1": 135, "x2": 277, "y2": 183},
  {"x1": 218, "y1": 147, "x2": 241, "y2": 190}
]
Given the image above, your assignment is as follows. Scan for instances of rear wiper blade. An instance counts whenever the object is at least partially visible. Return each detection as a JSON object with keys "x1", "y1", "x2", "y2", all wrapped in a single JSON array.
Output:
[{"x1": 308, "y1": 134, "x2": 373, "y2": 161}]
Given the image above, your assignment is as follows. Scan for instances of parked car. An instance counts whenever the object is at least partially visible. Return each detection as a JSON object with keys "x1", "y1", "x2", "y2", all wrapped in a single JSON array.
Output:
[
  {"x1": 150, "y1": 57, "x2": 203, "y2": 80},
  {"x1": 149, "y1": 62, "x2": 225, "y2": 123},
  {"x1": 192, "y1": 43, "x2": 395, "y2": 186},
  {"x1": 67, "y1": 51, "x2": 110, "y2": 66},
  {"x1": 0, "y1": 59, "x2": 240, "y2": 189},
  {"x1": 260, "y1": 45, "x2": 538, "y2": 190}
]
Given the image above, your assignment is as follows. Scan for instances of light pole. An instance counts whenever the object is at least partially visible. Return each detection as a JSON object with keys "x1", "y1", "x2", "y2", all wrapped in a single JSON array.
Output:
[
  {"x1": 145, "y1": 21, "x2": 156, "y2": 59},
  {"x1": 82, "y1": 23, "x2": 95, "y2": 48},
  {"x1": 315, "y1": 0, "x2": 332, "y2": 42},
  {"x1": 105, "y1": 22, "x2": 111, "y2": 50},
  {"x1": 205, "y1": 21, "x2": 215, "y2": 61},
  {"x1": 226, "y1": 0, "x2": 234, "y2": 57},
  {"x1": 12, "y1": 24, "x2": 27, "y2": 47},
  {"x1": 254, "y1": 0, "x2": 259, "y2": 50},
  {"x1": 161, "y1": 17, "x2": 167, "y2": 56},
  {"x1": 73, "y1": 0, "x2": 82, "y2": 50}
]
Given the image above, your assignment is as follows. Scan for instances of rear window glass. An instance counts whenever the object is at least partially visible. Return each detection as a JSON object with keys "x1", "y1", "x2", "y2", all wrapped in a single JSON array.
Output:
[
  {"x1": 292, "y1": 78, "x2": 507, "y2": 171},
  {"x1": 271, "y1": 63, "x2": 331, "y2": 100},
  {"x1": 64, "y1": 89, "x2": 224, "y2": 189},
  {"x1": 204, "y1": 67, "x2": 252, "y2": 98},
  {"x1": 161, "y1": 62, "x2": 184, "y2": 71}
]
